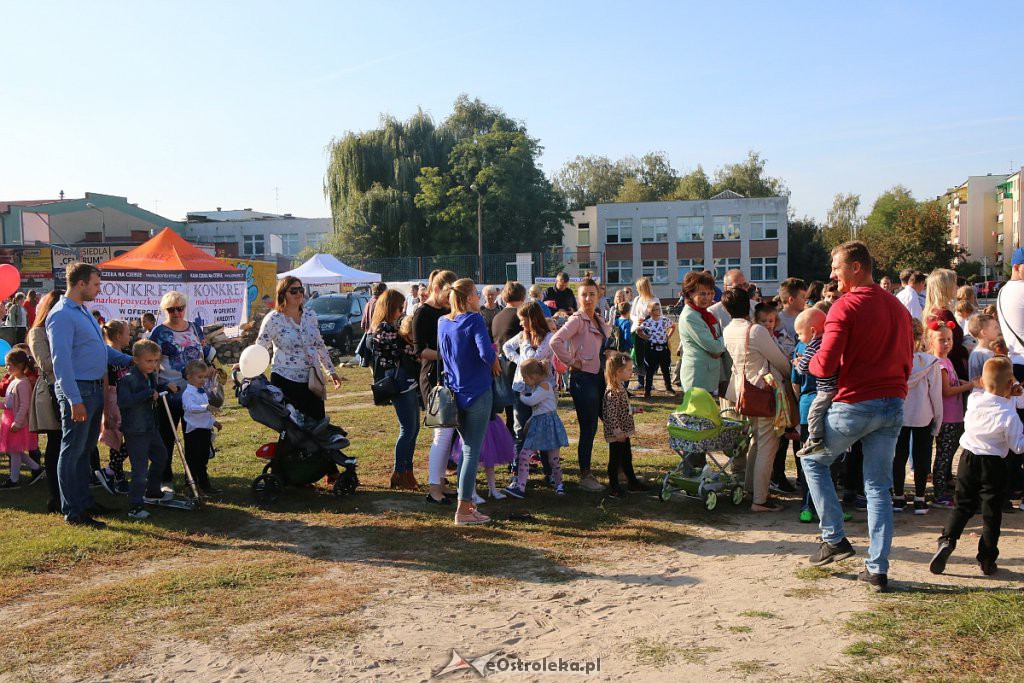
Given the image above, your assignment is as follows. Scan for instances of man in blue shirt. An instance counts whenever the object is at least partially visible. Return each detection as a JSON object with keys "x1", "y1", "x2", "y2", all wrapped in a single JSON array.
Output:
[{"x1": 47, "y1": 263, "x2": 132, "y2": 528}]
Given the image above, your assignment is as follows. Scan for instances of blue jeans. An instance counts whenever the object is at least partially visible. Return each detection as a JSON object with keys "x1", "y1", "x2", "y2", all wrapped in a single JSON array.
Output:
[
  {"x1": 124, "y1": 431, "x2": 168, "y2": 506},
  {"x1": 455, "y1": 391, "x2": 493, "y2": 502},
  {"x1": 803, "y1": 398, "x2": 904, "y2": 575},
  {"x1": 392, "y1": 389, "x2": 420, "y2": 473},
  {"x1": 55, "y1": 379, "x2": 105, "y2": 518},
  {"x1": 569, "y1": 370, "x2": 603, "y2": 473}
]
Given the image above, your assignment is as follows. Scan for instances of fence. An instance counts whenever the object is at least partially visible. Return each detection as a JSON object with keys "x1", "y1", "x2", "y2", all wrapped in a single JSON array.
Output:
[{"x1": 342, "y1": 250, "x2": 604, "y2": 284}]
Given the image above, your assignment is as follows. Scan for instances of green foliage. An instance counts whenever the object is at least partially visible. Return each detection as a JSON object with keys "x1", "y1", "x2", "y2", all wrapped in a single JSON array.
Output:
[
  {"x1": 955, "y1": 260, "x2": 982, "y2": 281},
  {"x1": 867, "y1": 200, "x2": 958, "y2": 274},
  {"x1": 787, "y1": 218, "x2": 832, "y2": 282},
  {"x1": 323, "y1": 95, "x2": 567, "y2": 259},
  {"x1": 823, "y1": 192, "x2": 864, "y2": 250},
  {"x1": 552, "y1": 150, "x2": 787, "y2": 208}
]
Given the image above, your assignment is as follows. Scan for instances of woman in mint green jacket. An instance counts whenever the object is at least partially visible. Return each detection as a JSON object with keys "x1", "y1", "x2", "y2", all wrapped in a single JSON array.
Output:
[{"x1": 677, "y1": 271, "x2": 726, "y2": 395}]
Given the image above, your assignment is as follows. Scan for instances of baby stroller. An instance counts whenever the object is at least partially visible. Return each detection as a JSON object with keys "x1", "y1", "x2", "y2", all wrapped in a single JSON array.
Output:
[
  {"x1": 234, "y1": 370, "x2": 358, "y2": 504},
  {"x1": 662, "y1": 388, "x2": 751, "y2": 510}
]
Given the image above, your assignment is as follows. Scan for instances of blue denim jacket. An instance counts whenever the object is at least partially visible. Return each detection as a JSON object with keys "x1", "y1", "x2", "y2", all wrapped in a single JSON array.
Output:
[{"x1": 117, "y1": 366, "x2": 168, "y2": 434}]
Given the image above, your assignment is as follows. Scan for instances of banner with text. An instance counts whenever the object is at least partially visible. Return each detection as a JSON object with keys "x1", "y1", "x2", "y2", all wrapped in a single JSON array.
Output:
[{"x1": 88, "y1": 269, "x2": 247, "y2": 328}]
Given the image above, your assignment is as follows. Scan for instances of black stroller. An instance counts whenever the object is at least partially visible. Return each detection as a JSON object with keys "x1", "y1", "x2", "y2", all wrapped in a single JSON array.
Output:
[{"x1": 234, "y1": 371, "x2": 359, "y2": 504}]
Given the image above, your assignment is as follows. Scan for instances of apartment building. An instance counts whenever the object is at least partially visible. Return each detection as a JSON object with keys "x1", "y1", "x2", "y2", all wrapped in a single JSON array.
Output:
[
  {"x1": 943, "y1": 174, "x2": 1009, "y2": 277},
  {"x1": 562, "y1": 192, "x2": 789, "y2": 299},
  {"x1": 183, "y1": 209, "x2": 331, "y2": 262},
  {"x1": 997, "y1": 168, "x2": 1022, "y2": 258}
]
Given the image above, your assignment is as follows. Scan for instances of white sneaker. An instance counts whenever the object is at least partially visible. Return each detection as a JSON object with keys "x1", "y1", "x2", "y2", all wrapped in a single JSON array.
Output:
[
  {"x1": 471, "y1": 492, "x2": 486, "y2": 506},
  {"x1": 490, "y1": 489, "x2": 507, "y2": 500},
  {"x1": 555, "y1": 484, "x2": 565, "y2": 496},
  {"x1": 579, "y1": 474, "x2": 604, "y2": 492}
]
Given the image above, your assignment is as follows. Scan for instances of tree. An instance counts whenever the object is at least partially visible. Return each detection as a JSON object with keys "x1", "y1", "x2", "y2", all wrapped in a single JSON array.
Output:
[
  {"x1": 552, "y1": 155, "x2": 629, "y2": 210},
  {"x1": 667, "y1": 165, "x2": 712, "y2": 200},
  {"x1": 787, "y1": 218, "x2": 832, "y2": 282},
  {"x1": 323, "y1": 96, "x2": 565, "y2": 260},
  {"x1": 822, "y1": 192, "x2": 864, "y2": 250},
  {"x1": 859, "y1": 186, "x2": 921, "y2": 273},
  {"x1": 876, "y1": 201, "x2": 959, "y2": 274},
  {"x1": 710, "y1": 151, "x2": 789, "y2": 198}
]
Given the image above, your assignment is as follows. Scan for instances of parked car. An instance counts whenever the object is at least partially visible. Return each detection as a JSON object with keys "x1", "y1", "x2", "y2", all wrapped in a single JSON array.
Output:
[
  {"x1": 307, "y1": 293, "x2": 370, "y2": 354},
  {"x1": 974, "y1": 280, "x2": 1005, "y2": 299}
]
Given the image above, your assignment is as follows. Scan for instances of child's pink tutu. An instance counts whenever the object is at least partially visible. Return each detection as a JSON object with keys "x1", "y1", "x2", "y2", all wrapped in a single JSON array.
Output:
[
  {"x1": 450, "y1": 416, "x2": 516, "y2": 467},
  {"x1": 0, "y1": 408, "x2": 38, "y2": 453}
]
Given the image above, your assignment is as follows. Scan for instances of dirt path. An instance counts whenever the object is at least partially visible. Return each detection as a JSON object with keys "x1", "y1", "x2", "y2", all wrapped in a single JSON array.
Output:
[{"x1": 39, "y1": 500, "x2": 1024, "y2": 682}]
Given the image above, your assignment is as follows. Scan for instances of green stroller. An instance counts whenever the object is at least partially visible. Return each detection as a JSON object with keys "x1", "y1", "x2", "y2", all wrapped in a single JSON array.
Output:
[{"x1": 662, "y1": 388, "x2": 752, "y2": 510}]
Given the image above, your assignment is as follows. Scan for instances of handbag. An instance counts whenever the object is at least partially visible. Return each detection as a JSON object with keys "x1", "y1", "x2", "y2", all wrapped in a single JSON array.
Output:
[
  {"x1": 423, "y1": 372, "x2": 460, "y2": 428},
  {"x1": 371, "y1": 370, "x2": 401, "y2": 406},
  {"x1": 308, "y1": 365, "x2": 327, "y2": 401},
  {"x1": 492, "y1": 358, "x2": 515, "y2": 410},
  {"x1": 736, "y1": 323, "x2": 776, "y2": 418}
]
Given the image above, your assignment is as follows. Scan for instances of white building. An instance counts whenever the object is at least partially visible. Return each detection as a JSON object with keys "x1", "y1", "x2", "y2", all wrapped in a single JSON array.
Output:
[
  {"x1": 183, "y1": 209, "x2": 331, "y2": 260},
  {"x1": 562, "y1": 192, "x2": 789, "y2": 299}
]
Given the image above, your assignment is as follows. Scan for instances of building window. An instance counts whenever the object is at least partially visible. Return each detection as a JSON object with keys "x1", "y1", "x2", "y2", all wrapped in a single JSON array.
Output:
[
  {"x1": 750, "y1": 257, "x2": 779, "y2": 282},
  {"x1": 606, "y1": 260, "x2": 633, "y2": 285},
  {"x1": 640, "y1": 217, "x2": 668, "y2": 243},
  {"x1": 577, "y1": 223, "x2": 590, "y2": 247},
  {"x1": 713, "y1": 257, "x2": 741, "y2": 280},
  {"x1": 207, "y1": 234, "x2": 236, "y2": 243},
  {"x1": 677, "y1": 216, "x2": 704, "y2": 242},
  {"x1": 677, "y1": 258, "x2": 705, "y2": 281},
  {"x1": 307, "y1": 232, "x2": 328, "y2": 248},
  {"x1": 243, "y1": 234, "x2": 265, "y2": 257},
  {"x1": 279, "y1": 233, "x2": 300, "y2": 257},
  {"x1": 642, "y1": 259, "x2": 668, "y2": 284},
  {"x1": 606, "y1": 218, "x2": 633, "y2": 244},
  {"x1": 750, "y1": 214, "x2": 779, "y2": 239},
  {"x1": 713, "y1": 215, "x2": 741, "y2": 240}
]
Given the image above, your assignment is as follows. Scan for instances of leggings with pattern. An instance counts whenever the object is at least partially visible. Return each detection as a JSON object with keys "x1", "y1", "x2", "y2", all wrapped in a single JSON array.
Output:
[
  {"x1": 517, "y1": 447, "x2": 562, "y2": 489},
  {"x1": 933, "y1": 422, "x2": 964, "y2": 498}
]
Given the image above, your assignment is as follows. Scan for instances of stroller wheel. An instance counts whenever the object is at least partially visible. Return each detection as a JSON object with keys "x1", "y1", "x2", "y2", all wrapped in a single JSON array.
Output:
[
  {"x1": 252, "y1": 473, "x2": 283, "y2": 504},
  {"x1": 660, "y1": 473, "x2": 673, "y2": 502},
  {"x1": 705, "y1": 490, "x2": 718, "y2": 511},
  {"x1": 732, "y1": 486, "x2": 745, "y2": 506},
  {"x1": 333, "y1": 468, "x2": 359, "y2": 497}
]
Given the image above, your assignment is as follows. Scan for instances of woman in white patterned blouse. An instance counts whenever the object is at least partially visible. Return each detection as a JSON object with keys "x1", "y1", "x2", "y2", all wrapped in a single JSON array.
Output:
[{"x1": 255, "y1": 277, "x2": 340, "y2": 420}]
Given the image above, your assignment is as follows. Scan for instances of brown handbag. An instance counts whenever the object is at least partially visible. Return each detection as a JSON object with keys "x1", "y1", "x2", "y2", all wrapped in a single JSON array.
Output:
[{"x1": 736, "y1": 323, "x2": 776, "y2": 418}]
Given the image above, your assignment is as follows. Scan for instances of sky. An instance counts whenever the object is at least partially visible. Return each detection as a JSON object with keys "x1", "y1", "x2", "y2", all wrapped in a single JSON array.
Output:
[{"x1": 3, "y1": 0, "x2": 1023, "y2": 226}]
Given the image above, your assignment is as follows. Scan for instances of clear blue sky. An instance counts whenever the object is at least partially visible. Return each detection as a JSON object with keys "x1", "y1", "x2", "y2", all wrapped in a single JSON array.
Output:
[{"x1": 4, "y1": 1, "x2": 1023, "y2": 226}]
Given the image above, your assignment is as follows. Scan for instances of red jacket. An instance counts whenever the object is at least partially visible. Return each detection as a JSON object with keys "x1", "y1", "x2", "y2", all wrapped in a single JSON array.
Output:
[{"x1": 809, "y1": 284, "x2": 913, "y2": 404}]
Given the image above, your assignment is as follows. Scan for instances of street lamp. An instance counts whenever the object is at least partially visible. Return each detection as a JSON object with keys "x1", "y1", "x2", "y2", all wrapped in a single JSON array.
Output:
[
  {"x1": 470, "y1": 184, "x2": 483, "y2": 282},
  {"x1": 85, "y1": 202, "x2": 106, "y2": 242}
]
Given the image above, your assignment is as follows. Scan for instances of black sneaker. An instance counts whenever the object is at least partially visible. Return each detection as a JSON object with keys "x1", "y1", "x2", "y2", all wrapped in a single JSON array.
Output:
[
  {"x1": 892, "y1": 496, "x2": 906, "y2": 512},
  {"x1": 929, "y1": 539, "x2": 954, "y2": 575},
  {"x1": 66, "y1": 514, "x2": 107, "y2": 530},
  {"x1": 857, "y1": 569, "x2": 888, "y2": 592},
  {"x1": 771, "y1": 478, "x2": 797, "y2": 494},
  {"x1": 0, "y1": 478, "x2": 19, "y2": 490},
  {"x1": 26, "y1": 469, "x2": 45, "y2": 486},
  {"x1": 980, "y1": 558, "x2": 998, "y2": 576},
  {"x1": 113, "y1": 479, "x2": 130, "y2": 495},
  {"x1": 913, "y1": 499, "x2": 929, "y2": 515},
  {"x1": 809, "y1": 537, "x2": 856, "y2": 566},
  {"x1": 94, "y1": 469, "x2": 116, "y2": 495}
]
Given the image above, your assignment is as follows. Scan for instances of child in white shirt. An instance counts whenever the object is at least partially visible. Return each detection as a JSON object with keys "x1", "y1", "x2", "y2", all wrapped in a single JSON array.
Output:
[
  {"x1": 182, "y1": 360, "x2": 222, "y2": 495},
  {"x1": 930, "y1": 356, "x2": 1024, "y2": 577}
]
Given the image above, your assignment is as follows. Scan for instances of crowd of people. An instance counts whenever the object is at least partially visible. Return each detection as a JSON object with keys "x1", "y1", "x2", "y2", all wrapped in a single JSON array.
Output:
[{"x1": 5, "y1": 245, "x2": 1024, "y2": 588}]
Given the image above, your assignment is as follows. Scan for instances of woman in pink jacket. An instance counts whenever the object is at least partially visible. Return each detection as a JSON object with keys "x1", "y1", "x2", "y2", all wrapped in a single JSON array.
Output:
[{"x1": 550, "y1": 277, "x2": 611, "y2": 492}]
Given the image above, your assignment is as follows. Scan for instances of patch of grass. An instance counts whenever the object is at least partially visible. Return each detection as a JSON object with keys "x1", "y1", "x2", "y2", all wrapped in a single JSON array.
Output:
[
  {"x1": 794, "y1": 565, "x2": 837, "y2": 581},
  {"x1": 726, "y1": 624, "x2": 753, "y2": 633},
  {"x1": 732, "y1": 660, "x2": 766, "y2": 675},
  {"x1": 784, "y1": 586, "x2": 826, "y2": 600},
  {"x1": 678, "y1": 645, "x2": 722, "y2": 665},
  {"x1": 739, "y1": 609, "x2": 779, "y2": 619},
  {"x1": 631, "y1": 637, "x2": 675, "y2": 668},
  {"x1": 845, "y1": 589, "x2": 1024, "y2": 680}
]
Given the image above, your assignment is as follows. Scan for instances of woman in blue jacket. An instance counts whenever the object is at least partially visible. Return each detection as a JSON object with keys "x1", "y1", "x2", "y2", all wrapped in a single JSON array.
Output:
[{"x1": 438, "y1": 278, "x2": 499, "y2": 526}]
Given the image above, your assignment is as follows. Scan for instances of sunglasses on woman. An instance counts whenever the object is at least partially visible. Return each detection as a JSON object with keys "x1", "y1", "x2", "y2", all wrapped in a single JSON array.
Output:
[
  {"x1": 166, "y1": 306, "x2": 185, "y2": 313},
  {"x1": 288, "y1": 286, "x2": 305, "y2": 295}
]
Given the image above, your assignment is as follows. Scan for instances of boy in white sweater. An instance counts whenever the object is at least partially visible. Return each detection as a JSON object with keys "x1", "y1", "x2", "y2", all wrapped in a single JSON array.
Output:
[{"x1": 930, "y1": 357, "x2": 1024, "y2": 576}]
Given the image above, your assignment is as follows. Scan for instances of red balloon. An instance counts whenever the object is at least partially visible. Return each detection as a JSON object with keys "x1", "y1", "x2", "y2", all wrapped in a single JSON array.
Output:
[{"x1": 0, "y1": 264, "x2": 19, "y2": 300}]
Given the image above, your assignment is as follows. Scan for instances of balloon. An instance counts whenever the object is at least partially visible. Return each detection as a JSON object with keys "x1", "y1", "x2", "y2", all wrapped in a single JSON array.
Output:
[
  {"x1": 238, "y1": 344, "x2": 270, "y2": 378},
  {"x1": 0, "y1": 340, "x2": 11, "y2": 366},
  {"x1": 0, "y1": 264, "x2": 20, "y2": 300}
]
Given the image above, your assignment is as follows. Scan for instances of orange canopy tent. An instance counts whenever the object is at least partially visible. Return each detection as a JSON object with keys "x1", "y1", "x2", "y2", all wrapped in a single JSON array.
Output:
[{"x1": 89, "y1": 228, "x2": 248, "y2": 328}]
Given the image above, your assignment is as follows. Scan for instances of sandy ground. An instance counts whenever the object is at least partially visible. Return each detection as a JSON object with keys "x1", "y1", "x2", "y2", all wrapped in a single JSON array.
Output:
[{"x1": 41, "y1": 492, "x2": 1024, "y2": 683}]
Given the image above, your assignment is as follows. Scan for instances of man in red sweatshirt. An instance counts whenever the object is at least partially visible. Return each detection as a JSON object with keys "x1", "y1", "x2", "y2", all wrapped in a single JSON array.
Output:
[{"x1": 803, "y1": 241, "x2": 913, "y2": 592}]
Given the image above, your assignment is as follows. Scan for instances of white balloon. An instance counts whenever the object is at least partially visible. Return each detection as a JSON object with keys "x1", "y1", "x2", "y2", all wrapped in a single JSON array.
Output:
[{"x1": 239, "y1": 344, "x2": 270, "y2": 378}]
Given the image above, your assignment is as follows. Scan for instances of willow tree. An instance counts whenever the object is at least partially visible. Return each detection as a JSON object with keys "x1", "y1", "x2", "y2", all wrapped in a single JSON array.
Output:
[{"x1": 323, "y1": 95, "x2": 566, "y2": 260}]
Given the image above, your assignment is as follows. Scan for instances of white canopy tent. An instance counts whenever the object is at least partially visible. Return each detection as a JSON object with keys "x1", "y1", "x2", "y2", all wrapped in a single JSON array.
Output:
[{"x1": 277, "y1": 254, "x2": 381, "y2": 284}]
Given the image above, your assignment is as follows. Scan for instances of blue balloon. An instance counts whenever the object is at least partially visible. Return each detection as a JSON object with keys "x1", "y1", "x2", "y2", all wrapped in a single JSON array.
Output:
[{"x1": 0, "y1": 340, "x2": 11, "y2": 366}]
